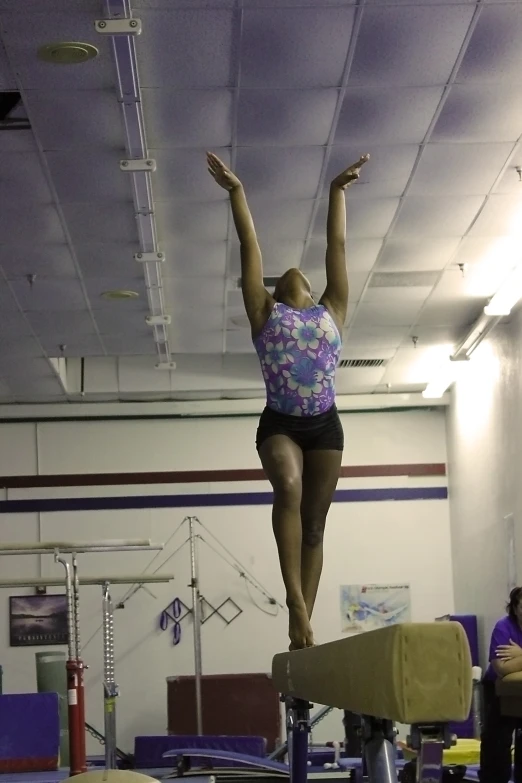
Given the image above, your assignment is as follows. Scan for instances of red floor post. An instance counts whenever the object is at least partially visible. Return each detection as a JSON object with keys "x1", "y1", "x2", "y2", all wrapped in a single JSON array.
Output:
[{"x1": 67, "y1": 660, "x2": 87, "y2": 775}]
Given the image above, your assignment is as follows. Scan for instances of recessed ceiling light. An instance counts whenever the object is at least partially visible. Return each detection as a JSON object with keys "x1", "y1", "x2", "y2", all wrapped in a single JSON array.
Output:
[
  {"x1": 101, "y1": 290, "x2": 140, "y2": 301},
  {"x1": 37, "y1": 42, "x2": 99, "y2": 65}
]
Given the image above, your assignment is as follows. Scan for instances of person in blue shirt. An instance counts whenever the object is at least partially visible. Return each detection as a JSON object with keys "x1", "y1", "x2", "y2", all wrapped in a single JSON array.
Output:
[{"x1": 480, "y1": 587, "x2": 522, "y2": 783}]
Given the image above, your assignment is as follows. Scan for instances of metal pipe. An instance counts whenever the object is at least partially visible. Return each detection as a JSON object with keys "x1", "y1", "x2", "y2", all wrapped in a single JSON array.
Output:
[
  {"x1": 0, "y1": 545, "x2": 164, "y2": 555},
  {"x1": 0, "y1": 539, "x2": 156, "y2": 552},
  {"x1": 364, "y1": 737, "x2": 398, "y2": 783},
  {"x1": 189, "y1": 517, "x2": 203, "y2": 734},
  {"x1": 287, "y1": 700, "x2": 310, "y2": 783},
  {"x1": 102, "y1": 582, "x2": 118, "y2": 769},
  {"x1": 0, "y1": 574, "x2": 174, "y2": 587}
]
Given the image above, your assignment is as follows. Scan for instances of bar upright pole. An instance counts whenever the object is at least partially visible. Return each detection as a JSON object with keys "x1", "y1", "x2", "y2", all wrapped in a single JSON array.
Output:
[
  {"x1": 102, "y1": 582, "x2": 118, "y2": 769},
  {"x1": 188, "y1": 517, "x2": 203, "y2": 734}
]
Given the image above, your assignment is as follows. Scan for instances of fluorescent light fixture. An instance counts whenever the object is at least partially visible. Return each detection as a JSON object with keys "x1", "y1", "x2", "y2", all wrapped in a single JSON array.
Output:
[
  {"x1": 422, "y1": 357, "x2": 468, "y2": 399},
  {"x1": 484, "y1": 264, "x2": 522, "y2": 316}
]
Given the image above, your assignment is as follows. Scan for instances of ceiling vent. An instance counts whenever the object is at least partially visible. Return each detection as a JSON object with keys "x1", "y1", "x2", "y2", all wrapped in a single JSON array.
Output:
[
  {"x1": 0, "y1": 92, "x2": 30, "y2": 130},
  {"x1": 369, "y1": 271, "x2": 439, "y2": 288},
  {"x1": 339, "y1": 358, "x2": 387, "y2": 369}
]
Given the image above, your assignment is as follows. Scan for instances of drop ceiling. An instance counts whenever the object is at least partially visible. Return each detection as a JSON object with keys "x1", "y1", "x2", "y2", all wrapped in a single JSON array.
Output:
[{"x1": 0, "y1": 0, "x2": 520, "y2": 404}]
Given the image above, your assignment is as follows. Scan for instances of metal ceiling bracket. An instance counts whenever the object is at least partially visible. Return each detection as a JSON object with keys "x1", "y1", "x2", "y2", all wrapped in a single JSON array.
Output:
[
  {"x1": 100, "y1": 0, "x2": 172, "y2": 366},
  {"x1": 120, "y1": 158, "x2": 156, "y2": 172},
  {"x1": 95, "y1": 19, "x2": 142, "y2": 36},
  {"x1": 155, "y1": 362, "x2": 177, "y2": 371},
  {"x1": 135, "y1": 252, "x2": 165, "y2": 263},
  {"x1": 146, "y1": 315, "x2": 171, "y2": 327}
]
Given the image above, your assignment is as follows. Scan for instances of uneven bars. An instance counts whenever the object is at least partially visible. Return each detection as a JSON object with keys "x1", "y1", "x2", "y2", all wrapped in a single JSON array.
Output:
[
  {"x1": 0, "y1": 575, "x2": 175, "y2": 587},
  {"x1": 0, "y1": 540, "x2": 164, "y2": 555}
]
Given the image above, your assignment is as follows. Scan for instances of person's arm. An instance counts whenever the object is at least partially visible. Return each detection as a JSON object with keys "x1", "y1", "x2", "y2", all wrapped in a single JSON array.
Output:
[
  {"x1": 492, "y1": 656, "x2": 522, "y2": 677},
  {"x1": 320, "y1": 154, "x2": 370, "y2": 330},
  {"x1": 206, "y1": 152, "x2": 272, "y2": 334}
]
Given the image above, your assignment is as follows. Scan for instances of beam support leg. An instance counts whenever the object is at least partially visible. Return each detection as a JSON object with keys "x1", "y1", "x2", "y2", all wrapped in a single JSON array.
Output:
[
  {"x1": 362, "y1": 717, "x2": 398, "y2": 783},
  {"x1": 285, "y1": 696, "x2": 311, "y2": 783}
]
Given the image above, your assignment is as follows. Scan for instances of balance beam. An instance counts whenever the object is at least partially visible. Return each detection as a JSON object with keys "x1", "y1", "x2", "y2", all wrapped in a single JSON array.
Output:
[{"x1": 272, "y1": 622, "x2": 472, "y2": 725}]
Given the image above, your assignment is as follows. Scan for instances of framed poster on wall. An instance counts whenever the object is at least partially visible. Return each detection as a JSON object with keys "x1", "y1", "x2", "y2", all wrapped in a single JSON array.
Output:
[
  {"x1": 340, "y1": 583, "x2": 411, "y2": 634},
  {"x1": 9, "y1": 594, "x2": 68, "y2": 647}
]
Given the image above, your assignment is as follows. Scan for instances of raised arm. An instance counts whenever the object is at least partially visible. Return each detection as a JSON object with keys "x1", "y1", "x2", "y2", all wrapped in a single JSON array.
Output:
[
  {"x1": 207, "y1": 152, "x2": 272, "y2": 336},
  {"x1": 320, "y1": 154, "x2": 370, "y2": 329}
]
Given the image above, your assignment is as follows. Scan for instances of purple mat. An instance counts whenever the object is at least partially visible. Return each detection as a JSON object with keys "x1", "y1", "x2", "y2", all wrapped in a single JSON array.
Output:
[
  {"x1": 0, "y1": 693, "x2": 59, "y2": 773},
  {"x1": 136, "y1": 736, "x2": 266, "y2": 769}
]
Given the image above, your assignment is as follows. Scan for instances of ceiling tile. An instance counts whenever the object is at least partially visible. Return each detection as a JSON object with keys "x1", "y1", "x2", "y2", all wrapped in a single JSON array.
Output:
[
  {"x1": 92, "y1": 308, "x2": 150, "y2": 336},
  {"x1": 0, "y1": 243, "x2": 77, "y2": 279},
  {"x1": 406, "y1": 326, "x2": 463, "y2": 348},
  {"x1": 46, "y1": 149, "x2": 131, "y2": 203},
  {"x1": 0, "y1": 130, "x2": 35, "y2": 153},
  {"x1": 377, "y1": 238, "x2": 461, "y2": 272},
  {"x1": 457, "y1": 4, "x2": 522, "y2": 85},
  {"x1": 163, "y1": 240, "x2": 227, "y2": 278},
  {"x1": 336, "y1": 87, "x2": 444, "y2": 145},
  {"x1": 0, "y1": 310, "x2": 33, "y2": 337},
  {"x1": 244, "y1": 198, "x2": 315, "y2": 241},
  {"x1": 75, "y1": 243, "x2": 143, "y2": 280},
  {"x1": 409, "y1": 142, "x2": 513, "y2": 197},
  {"x1": 25, "y1": 91, "x2": 125, "y2": 150},
  {"x1": 60, "y1": 203, "x2": 138, "y2": 244},
  {"x1": 0, "y1": 280, "x2": 18, "y2": 312},
  {"x1": 168, "y1": 323, "x2": 225, "y2": 353},
  {"x1": 363, "y1": 285, "x2": 433, "y2": 305},
  {"x1": 26, "y1": 309, "x2": 97, "y2": 336},
  {"x1": 241, "y1": 7, "x2": 355, "y2": 88},
  {"x1": 0, "y1": 35, "x2": 15, "y2": 90},
  {"x1": 153, "y1": 148, "x2": 231, "y2": 203},
  {"x1": 86, "y1": 278, "x2": 148, "y2": 311},
  {"x1": 156, "y1": 201, "x2": 229, "y2": 243},
  {"x1": 144, "y1": 89, "x2": 233, "y2": 148},
  {"x1": 303, "y1": 238, "x2": 382, "y2": 273},
  {"x1": 0, "y1": 336, "x2": 43, "y2": 358},
  {"x1": 313, "y1": 197, "x2": 399, "y2": 239},
  {"x1": 235, "y1": 147, "x2": 325, "y2": 200},
  {"x1": 0, "y1": 12, "x2": 115, "y2": 90},
  {"x1": 495, "y1": 143, "x2": 522, "y2": 194},
  {"x1": 351, "y1": 300, "x2": 425, "y2": 327},
  {"x1": 452, "y1": 236, "x2": 521, "y2": 297},
  {"x1": 349, "y1": 5, "x2": 475, "y2": 86},
  {"x1": 39, "y1": 334, "x2": 104, "y2": 358},
  {"x1": 415, "y1": 299, "x2": 482, "y2": 328},
  {"x1": 5, "y1": 373, "x2": 64, "y2": 397},
  {"x1": 102, "y1": 335, "x2": 157, "y2": 356},
  {"x1": 468, "y1": 194, "x2": 522, "y2": 238},
  {"x1": 138, "y1": 9, "x2": 235, "y2": 88},
  {"x1": 336, "y1": 366, "x2": 386, "y2": 391},
  {"x1": 225, "y1": 329, "x2": 254, "y2": 354},
  {"x1": 0, "y1": 204, "x2": 64, "y2": 243},
  {"x1": 0, "y1": 151, "x2": 52, "y2": 204},
  {"x1": 0, "y1": 378, "x2": 12, "y2": 400},
  {"x1": 392, "y1": 195, "x2": 485, "y2": 237},
  {"x1": 432, "y1": 85, "x2": 522, "y2": 143},
  {"x1": 344, "y1": 324, "x2": 410, "y2": 349},
  {"x1": 165, "y1": 278, "x2": 225, "y2": 310},
  {"x1": 9, "y1": 278, "x2": 87, "y2": 312},
  {"x1": 230, "y1": 240, "x2": 304, "y2": 277},
  {"x1": 237, "y1": 90, "x2": 338, "y2": 147},
  {"x1": 324, "y1": 144, "x2": 419, "y2": 198}
]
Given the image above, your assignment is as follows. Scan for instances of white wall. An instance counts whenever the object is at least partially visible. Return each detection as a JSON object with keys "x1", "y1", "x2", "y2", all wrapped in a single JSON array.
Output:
[
  {"x1": 0, "y1": 409, "x2": 453, "y2": 752},
  {"x1": 446, "y1": 312, "x2": 522, "y2": 664}
]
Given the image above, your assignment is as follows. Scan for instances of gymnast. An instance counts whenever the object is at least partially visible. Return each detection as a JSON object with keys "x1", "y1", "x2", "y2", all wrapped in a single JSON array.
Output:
[{"x1": 207, "y1": 151, "x2": 369, "y2": 650}]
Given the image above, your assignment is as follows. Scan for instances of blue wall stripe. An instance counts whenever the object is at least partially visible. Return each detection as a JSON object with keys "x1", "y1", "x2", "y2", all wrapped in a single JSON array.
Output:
[{"x1": 0, "y1": 486, "x2": 447, "y2": 514}]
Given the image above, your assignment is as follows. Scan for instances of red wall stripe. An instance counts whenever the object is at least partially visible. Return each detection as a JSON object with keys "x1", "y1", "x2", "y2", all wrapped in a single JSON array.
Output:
[{"x1": 0, "y1": 463, "x2": 446, "y2": 489}]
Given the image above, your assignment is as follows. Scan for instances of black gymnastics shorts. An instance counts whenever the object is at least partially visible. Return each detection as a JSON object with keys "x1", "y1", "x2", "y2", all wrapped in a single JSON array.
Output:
[{"x1": 255, "y1": 404, "x2": 344, "y2": 452}]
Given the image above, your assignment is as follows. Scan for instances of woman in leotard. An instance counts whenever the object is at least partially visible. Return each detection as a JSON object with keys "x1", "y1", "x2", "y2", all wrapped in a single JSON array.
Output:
[{"x1": 207, "y1": 151, "x2": 370, "y2": 650}]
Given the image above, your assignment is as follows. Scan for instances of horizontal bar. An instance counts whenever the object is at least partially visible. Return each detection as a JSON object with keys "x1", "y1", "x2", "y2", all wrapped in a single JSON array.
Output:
[
  {"x1": 0, "y1": 463, "x2": 446, "y2": 488},
  {"x1": 0, "y1": 539, "x2": 162, "y2": 554},
  {"x1": 0, "y1": 574, "x2": 174, "y2": 588}
]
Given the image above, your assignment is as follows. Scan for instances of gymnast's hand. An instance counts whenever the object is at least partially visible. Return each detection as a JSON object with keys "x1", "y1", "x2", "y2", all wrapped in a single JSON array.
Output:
[
  {"x1": 331, "y1": 153, "x2": 370, "y2": 189},
  {"x1": 496, "y1": 639, "x2": 522, "y2": 660},
  {"x1": 207, "y1": 152, "x2": 242, "y2": 191}
]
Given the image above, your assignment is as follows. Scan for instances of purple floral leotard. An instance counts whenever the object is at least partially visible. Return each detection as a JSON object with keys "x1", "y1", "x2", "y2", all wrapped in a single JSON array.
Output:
[{"x1": 253, "y1": 302, "x2": 342, "y2": 417}]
